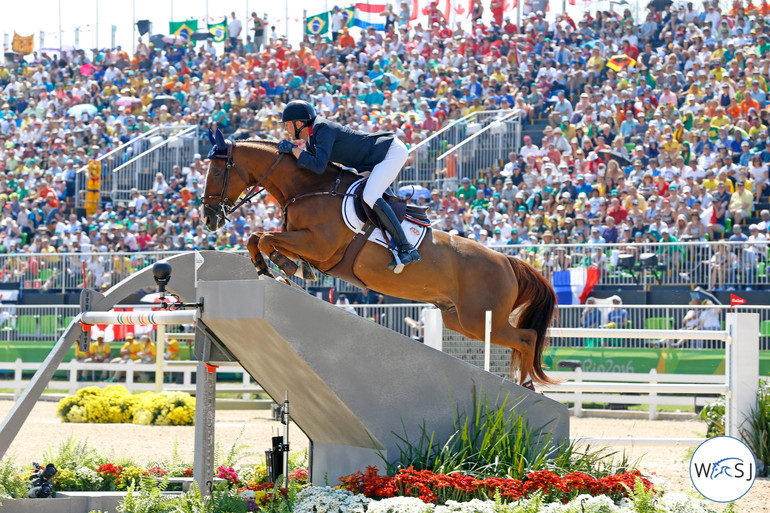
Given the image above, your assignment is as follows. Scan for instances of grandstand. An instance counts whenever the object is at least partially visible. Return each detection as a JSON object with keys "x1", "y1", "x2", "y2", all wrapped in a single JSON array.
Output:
[{"x1": 0, "y1": 1, "x2": 766, "y2": 313}]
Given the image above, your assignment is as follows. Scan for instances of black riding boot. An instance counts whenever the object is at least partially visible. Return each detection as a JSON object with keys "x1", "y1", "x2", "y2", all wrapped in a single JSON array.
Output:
[{"x1": 372, "y1": 198, "x2": 421, "y2": 273}]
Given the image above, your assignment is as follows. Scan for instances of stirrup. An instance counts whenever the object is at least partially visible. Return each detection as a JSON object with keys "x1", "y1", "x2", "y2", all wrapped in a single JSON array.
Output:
[{"x1": 387, "y1": 247, "x2": 406, "y2": 274}]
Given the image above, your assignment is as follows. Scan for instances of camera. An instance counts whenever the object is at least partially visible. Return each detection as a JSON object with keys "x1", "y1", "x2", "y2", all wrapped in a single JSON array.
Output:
[
  {"x1": 28, "y1": 462, "x2": 57, "y2": 498},
  {"x1": 152, "y1": 262, "x2": 172, "y2": 294}
]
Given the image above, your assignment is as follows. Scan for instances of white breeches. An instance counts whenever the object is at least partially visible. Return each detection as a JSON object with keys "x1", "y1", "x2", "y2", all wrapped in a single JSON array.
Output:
[{"x1": 362, "y1": 137, "x2": 408, "y2": 208}]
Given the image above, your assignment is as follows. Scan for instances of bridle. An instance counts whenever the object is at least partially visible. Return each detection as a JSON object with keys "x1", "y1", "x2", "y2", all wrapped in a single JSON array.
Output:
[{"x1": 201, "y1": 139, "x2": 283, "y2": 224}]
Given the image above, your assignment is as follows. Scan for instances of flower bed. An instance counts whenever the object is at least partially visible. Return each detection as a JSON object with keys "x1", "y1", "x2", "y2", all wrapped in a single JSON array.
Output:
[
  {"x1": 339, "y1": 466, "x2": 653, "y2": 504},
  {"x1": 56, "y1": 385, "x2": 195, "y2": 426}
]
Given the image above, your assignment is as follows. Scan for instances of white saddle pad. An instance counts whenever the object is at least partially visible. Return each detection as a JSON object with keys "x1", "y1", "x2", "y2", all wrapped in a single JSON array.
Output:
[{"x1": 341, "y1": 177, "x2": 429, "y2": 250}]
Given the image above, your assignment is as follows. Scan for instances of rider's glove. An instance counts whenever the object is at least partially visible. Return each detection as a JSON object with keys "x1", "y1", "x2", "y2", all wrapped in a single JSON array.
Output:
[{"x1": 278, "y1": 140, "x2": 297, "y2": 154}]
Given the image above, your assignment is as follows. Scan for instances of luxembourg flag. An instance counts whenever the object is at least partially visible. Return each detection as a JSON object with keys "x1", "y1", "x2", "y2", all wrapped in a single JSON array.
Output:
[
  {"x1": 553, "y1": 268, "x2": 600, "y2": 305},
  {"x1": 354, "y1": 3, "x2": 386, "y2": 30}
]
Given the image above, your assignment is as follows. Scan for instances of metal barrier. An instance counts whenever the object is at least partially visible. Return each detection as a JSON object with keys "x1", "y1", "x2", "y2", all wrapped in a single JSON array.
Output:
[
  {"x1": 74, "y1": 127, "x2": 164, "y2": 211},
  {"x1": 400, "y1": 109, "x2": 522, "y2": 188},
  {"x1": 435, "y1": 110, "x2": 522, "y2": 190},
  {"x1": 5, "y1": 242, "x2": 768, "y2": 294},
  {"x1": 109, "y1": 125, "x2": 199, "y2": 203}
]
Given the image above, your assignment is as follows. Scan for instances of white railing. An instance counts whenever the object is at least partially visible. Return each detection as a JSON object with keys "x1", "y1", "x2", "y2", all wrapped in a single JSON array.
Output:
[
  {"x1": 109, "y1": 125, "x2": 199, "y2": 202},
  {"x1": 400, "y1": 109, "x2": 522, "y2": 188},
  {"x1": 0, "y1": 359, "x2": 264, "y2": 400},
  {"x1": 426, "y1": 311, "x2": 759, "y2": 441},
  {"x1": 1, "y1": 240, "x2": 768, "y2": 294},
  {"x1": 74, "y1": 127, "x2": 164, "y2": 211},
  {"x1": 542, "y1": 369, "x2": 726, "y2": 421},
  {"x1": 434, "y1": 110, "x2": 522, "y2": 191}
]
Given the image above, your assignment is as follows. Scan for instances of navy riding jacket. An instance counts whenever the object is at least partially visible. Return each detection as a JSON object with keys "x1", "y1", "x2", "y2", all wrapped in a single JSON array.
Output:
[{"x1": 297, "y1": 116, "x2": 395, "y2": 174}]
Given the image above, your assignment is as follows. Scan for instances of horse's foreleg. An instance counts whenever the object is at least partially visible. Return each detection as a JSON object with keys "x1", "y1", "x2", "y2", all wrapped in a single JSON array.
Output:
[
  {"x1": 258, "y1": 230, "x2": 316, "y2": 278},
  {"x1": 247, "y1": 233, "x2": 272, "y2": 277}
]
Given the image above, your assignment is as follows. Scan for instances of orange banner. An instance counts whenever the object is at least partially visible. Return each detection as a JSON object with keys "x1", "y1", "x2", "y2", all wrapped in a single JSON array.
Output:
[{"x1": 12, "y1": 33, "x2": 33, "y2": 55}]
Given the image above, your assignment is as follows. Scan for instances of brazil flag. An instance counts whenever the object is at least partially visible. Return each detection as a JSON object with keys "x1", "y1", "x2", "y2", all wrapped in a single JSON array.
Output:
[
  {"x1": 169, "y1": 20, "x2": 198, "y2": 40},
  {"x1": 339, "y1": 7, "x2": 355, "y2": 27},
  {"x1": 306, "y1": 12, "x2": 329, "y2": 36},
  {"x1": 208, "y1": 18, "x2": 228, "y2": 42}
]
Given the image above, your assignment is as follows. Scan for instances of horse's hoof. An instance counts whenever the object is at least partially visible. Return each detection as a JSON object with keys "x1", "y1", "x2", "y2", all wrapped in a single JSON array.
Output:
[
  {"x1": 521, "y1": 379, "x2": 535, "y2": 392},
  {"x1": 276, "y1": 276, "x2": 291, "y2": 286}
]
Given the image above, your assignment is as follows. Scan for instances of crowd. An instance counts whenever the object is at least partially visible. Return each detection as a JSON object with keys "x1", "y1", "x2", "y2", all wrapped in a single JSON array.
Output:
[{"x1": 0, "y1": 1, "x2": 769, "y2": 291}]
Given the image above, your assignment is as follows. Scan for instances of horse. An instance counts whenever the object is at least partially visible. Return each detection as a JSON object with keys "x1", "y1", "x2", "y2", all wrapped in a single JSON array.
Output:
[{"x1": 201, "y1": 129, "x2": 557, "y2": 388}]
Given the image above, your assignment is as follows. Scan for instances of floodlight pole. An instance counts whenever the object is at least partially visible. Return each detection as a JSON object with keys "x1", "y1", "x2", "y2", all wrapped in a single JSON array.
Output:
[{"x1": 58, "y1": 0, "x2": 63, "y2": 52}]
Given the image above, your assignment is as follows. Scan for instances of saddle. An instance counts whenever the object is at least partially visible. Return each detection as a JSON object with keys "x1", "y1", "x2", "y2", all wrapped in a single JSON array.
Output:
[
  {"x1": 351, "y1": 179, "x2": 431, "y2": 229},
  {"x1": 326, "y1": 179, "x2": 431, "y2": 290}
]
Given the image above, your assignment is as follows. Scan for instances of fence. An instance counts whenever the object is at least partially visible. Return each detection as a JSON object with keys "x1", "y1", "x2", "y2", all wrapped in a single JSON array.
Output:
[
  {"x1": 3, "y1": 241, "x2": 768, "y2": 294},
  {"x1": 109, "y1": 125, "x2": 199, "y2": 203},
  {"x1": 430, "y1": 311, "x2": 759, "y2": 440},
  {"x1": 400, "y1": 109, "x2": 522, "y2": 188},
  {"x1": 74, "y1": 127, "x2": 165, "y2": 211},
  {"x1": 0, "y1": 358, "x2": 264, "y2": 400},
  {"x1": 542, "y1": 369, "x2": 726, "y2": 421}
]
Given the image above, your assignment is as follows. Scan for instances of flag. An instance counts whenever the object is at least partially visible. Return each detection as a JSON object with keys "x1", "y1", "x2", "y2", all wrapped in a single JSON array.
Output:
[
  {"x1": 305, "y1": 11, "x2": 330, "y2": 36},
  {"x1": 606, "y1": 54, "x2": 636, "y2": 72},
  {"x1": 553, "y1": 268, "x2": 600, "y2": 305},
  {"x1": 169, "y1": 20, "x2": 198, "y2": 40},
  {"x1": 12, "y1": 33, "x2": 33, "y2": 55},
  {"x1": 445, "y1": 0, "x2": 473, "y2": 27},
  {"x1": 730, "y1": 294, "x2": 747, "y2": 307},
  {"x1": 208, "y1": 18, "x2": 228, "y2": 42},
  {"x1": 339, "y1": 7, "x2": 355, "y2": 27},
  {"x1": 354, "y1": 3, "x2": 386, "y2": 30},
  {"x1": 136, "y1": 20, "x2": 152, "y2": 36}
]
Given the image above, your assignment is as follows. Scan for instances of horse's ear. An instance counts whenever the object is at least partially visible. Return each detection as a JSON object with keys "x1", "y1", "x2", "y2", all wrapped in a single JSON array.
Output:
[
  {"x1": 207, "y1": 129, "x2": 216, "y2": 146},
  {"x1": 214, "y1": 128, "x2": 227, "y2": 151}
]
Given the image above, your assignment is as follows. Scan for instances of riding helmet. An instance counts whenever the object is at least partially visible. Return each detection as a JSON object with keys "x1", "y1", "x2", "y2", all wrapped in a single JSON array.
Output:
[{"x1": 281, "y1": 100, "x2": 316, "y2": 123}]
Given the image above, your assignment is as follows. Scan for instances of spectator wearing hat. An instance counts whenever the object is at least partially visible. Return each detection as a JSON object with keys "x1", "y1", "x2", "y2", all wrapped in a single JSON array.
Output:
[
  {"x1": 728, "y1": 180, "x2": 753, "y2": 225},
  {"x1": 81, "y1": 332, "x2": 112, "y2": 381},
  {"x1": 456, "y1": 177, "x2": 476, "y2": 200}
]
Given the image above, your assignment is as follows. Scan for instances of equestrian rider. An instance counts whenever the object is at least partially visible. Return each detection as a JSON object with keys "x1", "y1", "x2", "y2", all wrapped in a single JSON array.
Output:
[{"x1": 278, "y1": 100, "x2": 421, "y2": 271}]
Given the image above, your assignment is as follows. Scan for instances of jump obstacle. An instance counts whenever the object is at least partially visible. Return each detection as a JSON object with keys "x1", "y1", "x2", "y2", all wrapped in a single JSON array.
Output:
[{"x1": 0, "y1": 250, "x2": 568, "y2": 499}]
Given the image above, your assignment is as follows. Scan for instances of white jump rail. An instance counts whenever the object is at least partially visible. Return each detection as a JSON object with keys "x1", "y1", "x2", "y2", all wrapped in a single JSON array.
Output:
[
  {"x1": 80, "y1": 310, "x2": 197, "y2": 325},
  {"x1": 81, "y1": 309, "x2": 198, "y2": 393}
]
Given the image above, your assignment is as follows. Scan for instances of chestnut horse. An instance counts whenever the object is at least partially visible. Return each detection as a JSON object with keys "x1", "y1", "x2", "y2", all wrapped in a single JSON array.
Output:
[{"x1": 201, "y1": 130, "x2": 557, "y2": 387}]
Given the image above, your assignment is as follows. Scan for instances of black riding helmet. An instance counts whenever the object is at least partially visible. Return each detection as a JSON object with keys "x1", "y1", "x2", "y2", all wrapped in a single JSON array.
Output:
[{"x1": 281, "y1": 100, "x2": 316, "y2": 137}]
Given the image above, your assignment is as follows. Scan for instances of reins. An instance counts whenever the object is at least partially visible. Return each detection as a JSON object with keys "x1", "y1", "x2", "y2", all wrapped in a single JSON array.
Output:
[
  {"x1": 280, "y1": 168, "x2": 358, "y2": 229},
  {"x1": 202, "y1": 139, "x2": 284, "y2": 223},
  {"x1": 204, "y1": 140, "x2": 359, "y2": 228}
]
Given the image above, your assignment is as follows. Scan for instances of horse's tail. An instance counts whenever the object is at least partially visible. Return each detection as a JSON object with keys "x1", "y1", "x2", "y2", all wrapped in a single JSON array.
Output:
[{"x1": 508, "y1": 256, "x2": 559, "y2": 384}]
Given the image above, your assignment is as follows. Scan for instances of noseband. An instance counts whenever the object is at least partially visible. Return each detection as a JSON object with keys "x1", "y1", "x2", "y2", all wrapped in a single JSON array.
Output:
[{"x1": 202, "y1": 139, "x2": 283, "y2": 223}]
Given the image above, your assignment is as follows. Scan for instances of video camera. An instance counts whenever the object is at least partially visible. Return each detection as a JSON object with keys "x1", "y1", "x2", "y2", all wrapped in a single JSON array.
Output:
[{"x1": 28, "y1": 462, "x2": 57, "y2": 498}]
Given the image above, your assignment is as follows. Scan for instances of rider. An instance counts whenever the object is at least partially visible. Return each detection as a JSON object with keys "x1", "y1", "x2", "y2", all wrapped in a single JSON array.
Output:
[{"x1": 278, "y1": 100, "x2": 421, "y2": 271}]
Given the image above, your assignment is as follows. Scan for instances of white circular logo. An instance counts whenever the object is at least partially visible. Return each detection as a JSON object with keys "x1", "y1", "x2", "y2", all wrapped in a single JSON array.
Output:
[{"x1": 690, "y1": 436, "x2": 756, "y2": 502}]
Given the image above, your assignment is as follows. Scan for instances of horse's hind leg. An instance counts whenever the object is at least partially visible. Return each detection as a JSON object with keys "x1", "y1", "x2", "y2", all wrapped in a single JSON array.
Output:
[{"x1": 452, "y1": 303, "x2": 537, "y2": 389}]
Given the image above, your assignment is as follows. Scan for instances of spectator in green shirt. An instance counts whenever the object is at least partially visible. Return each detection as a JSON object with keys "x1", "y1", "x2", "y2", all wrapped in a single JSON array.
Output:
[{"x1": 456, "y1": 177, "x2": 476, "y2": 200}]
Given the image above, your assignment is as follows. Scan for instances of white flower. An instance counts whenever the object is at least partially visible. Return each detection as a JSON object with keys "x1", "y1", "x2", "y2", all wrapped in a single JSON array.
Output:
[
  {"x1": 294, "y1": 486, "x2": 370, "y2": 513},
  {"x1": 75, "y1": 466, "x2": 103, "y2": 487},
  {"x1": 367, "y1": 496, "x2": 434, "y2": 513}
]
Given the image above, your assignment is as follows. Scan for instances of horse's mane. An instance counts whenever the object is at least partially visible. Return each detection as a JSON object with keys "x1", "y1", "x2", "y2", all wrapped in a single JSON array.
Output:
[{"x1": 240, "y1": 138, "x2": 353, "y2": 176}]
